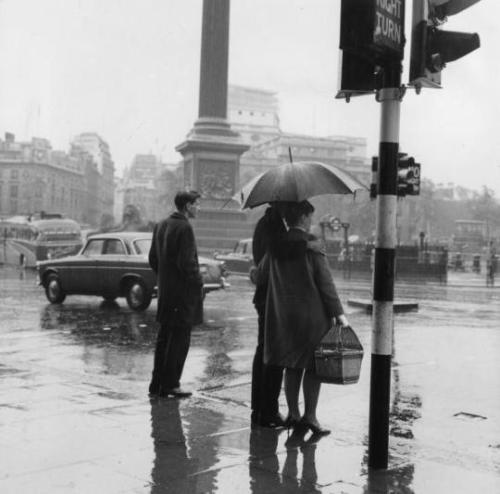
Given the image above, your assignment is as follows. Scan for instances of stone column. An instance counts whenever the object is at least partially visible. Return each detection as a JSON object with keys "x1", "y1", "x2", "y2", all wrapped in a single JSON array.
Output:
[
  {"x1": 198, "y1": 0, "x2": 229, "y2": 122},
  {"x1": 176, "y1": 0, "x2": 250, "y2": 250}
]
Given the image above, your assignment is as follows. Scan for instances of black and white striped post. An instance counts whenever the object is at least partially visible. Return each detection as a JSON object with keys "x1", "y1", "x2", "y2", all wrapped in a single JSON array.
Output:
[{"x1": 368, "y1": 62, "x2": 403, "y2": 470}]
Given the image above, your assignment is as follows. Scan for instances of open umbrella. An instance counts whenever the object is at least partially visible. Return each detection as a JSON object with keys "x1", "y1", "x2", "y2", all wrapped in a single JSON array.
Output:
[{"x1": 237, "y1": 161, "x2": 367, "y2": 209}]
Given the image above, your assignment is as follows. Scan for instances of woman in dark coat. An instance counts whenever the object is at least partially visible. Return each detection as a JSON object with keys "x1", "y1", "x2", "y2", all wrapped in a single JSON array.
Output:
[{"x1": 255, "y1": 200, "x2": 349, "y2": 435}]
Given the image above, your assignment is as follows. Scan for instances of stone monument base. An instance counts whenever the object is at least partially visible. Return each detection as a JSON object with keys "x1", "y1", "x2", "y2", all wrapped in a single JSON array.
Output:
[{"x1": 191, "y1": 207, "x2": 255, "y2": 253}]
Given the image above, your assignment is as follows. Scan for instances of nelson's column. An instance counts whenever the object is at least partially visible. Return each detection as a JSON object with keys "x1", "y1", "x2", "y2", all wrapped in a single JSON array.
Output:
[{"x1": 176, "y1": 0, "x2": 251, "y2": 251}]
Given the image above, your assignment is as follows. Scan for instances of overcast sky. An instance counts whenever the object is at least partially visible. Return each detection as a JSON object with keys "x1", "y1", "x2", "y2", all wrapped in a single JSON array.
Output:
[{"x1": 0, "y1": 0, "x2": 498, "y2": 195}]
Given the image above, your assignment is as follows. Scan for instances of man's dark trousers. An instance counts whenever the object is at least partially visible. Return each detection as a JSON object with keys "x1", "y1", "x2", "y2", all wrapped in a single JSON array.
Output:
[
  {"x1": 149, "y1": 315, "x2": 191, "y2": 394},
  {"x1": 251, "y1": 303, "x2": 283, "y2": 422}
]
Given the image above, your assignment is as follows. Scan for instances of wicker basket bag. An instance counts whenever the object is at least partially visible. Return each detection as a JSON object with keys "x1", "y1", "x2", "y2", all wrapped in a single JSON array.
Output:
[{"x1": 314, "y1": 325, "x2": 364, "y2": 384}]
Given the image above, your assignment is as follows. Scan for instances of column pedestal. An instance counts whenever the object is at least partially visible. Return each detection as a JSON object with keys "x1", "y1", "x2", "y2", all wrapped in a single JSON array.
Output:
[{"x1": 176, "y1": 119, "x2": 252, "y2": 252}]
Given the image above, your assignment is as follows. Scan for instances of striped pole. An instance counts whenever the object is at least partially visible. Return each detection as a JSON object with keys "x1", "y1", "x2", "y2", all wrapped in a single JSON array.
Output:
[{"x1": 368, "y1": 62, "x2": 403, "y2": 469}]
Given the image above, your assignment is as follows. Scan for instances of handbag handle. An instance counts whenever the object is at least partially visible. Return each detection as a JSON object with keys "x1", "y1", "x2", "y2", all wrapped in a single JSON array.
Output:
[{"x1": 334, "y1": 324, "x2": 352, "y2": 350}]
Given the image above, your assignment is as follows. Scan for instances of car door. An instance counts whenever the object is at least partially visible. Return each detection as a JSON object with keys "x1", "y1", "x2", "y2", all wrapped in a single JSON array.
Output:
[
  {"x1": 97, "y1": 238, "x2": 127, "y2": 297},
  {"x1": 70, "y1": 238, "x2": 103, "y2": 294}
]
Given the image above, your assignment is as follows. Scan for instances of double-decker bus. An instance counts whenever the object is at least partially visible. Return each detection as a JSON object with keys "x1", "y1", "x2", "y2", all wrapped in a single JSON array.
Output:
[{"x1": 0, "y1": 212, "x2": 82, "y2": 267}]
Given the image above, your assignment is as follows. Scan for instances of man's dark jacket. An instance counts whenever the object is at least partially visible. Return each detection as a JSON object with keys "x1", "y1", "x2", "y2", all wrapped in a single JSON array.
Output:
[{"x1": 149, "y1": 212, "x2": 203, "y2": 325}]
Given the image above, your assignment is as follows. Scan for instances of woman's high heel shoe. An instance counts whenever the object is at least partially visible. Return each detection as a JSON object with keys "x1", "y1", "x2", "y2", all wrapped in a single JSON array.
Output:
[
  {"x1": 298, "y1": 418, "x2": 331, "y2": 436},
  {"x1": 284, "y1": 415, "x2": 300, "y2": 429}
]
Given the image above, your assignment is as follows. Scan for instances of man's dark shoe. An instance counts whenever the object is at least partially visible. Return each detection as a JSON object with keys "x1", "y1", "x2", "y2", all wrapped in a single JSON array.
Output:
[
  {"x1": 161, "y1": 387, "x2": 192, "y2": 398},
  {"x1": 148, "y1": 383, "x2": 160, "y2": 396},
  {"x1": 258, "y1": 412, "x2": 286, "y2": 429}
]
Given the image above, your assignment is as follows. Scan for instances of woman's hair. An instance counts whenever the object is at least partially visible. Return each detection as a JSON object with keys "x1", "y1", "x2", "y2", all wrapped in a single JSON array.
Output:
[{"x1": 284, "y1": 200, "x2": 315, "y2": 227}]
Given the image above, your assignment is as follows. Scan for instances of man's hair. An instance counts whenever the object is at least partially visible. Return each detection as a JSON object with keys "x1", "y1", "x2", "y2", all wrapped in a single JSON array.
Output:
[
  {"x1": 284, "y1": 200, "x2": 315, "y2": 227},
  {"x1": 174, "y1": 190, "x2": 200, "y2": 211}
]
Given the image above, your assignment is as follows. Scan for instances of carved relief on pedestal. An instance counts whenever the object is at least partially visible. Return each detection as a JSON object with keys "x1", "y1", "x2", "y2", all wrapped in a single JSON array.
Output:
[{"x1": 197, "y1": 160, "x2": 235, "y2": 200}]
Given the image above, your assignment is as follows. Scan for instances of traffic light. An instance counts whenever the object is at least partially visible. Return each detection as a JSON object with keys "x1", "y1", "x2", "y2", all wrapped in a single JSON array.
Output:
[
  {"x1": 337, "y1": 0, "x2": 405, "y2": 99},
  {"x1": 409, "y1": 0, "x2": 481, "y2": 89},
  {"x1": 398, "y1": 154, "x2": 421, "y2": 196},
  {"x1": 370, "y1": 154, "x2": 421, "y2": 198}
]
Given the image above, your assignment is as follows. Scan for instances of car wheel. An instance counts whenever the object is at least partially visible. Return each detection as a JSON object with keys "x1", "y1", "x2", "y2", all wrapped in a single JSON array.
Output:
[
  {"x1": 126, "y1": 279, "x2": 151, "y2": 311},
  {"x1": 45, "y1": 274, "x2": 66, "y2": 304},
  {"x1": 103, "y1": 295, "x2": 116, "y2": 302}
]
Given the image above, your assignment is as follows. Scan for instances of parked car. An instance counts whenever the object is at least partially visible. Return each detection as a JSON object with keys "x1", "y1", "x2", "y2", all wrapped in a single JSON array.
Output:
[
  {"x1": 37, "y1": 231, "x2": 228, "y2": 311},
  {"x1": 214, "y1": 238, "x2": 254, "y2": 276}
]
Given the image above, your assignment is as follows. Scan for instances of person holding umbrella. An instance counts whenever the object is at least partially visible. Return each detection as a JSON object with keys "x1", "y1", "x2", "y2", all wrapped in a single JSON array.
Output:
[
  {"x1": 253, "y1": 200, "x2": 349, "y2": 435},
  {"x1": 251, "y1": 202, "x2": 320, "y2": 428}
]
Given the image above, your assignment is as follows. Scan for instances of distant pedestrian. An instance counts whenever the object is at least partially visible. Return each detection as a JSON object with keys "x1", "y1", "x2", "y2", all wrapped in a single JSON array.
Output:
[
  {"x1": 486, "y1": 254, "x2": 496, "y2": 287},
  {"x1": 438, "y1": 248, "x2": 448, "y2": 285},
  {"x1": 254, "y1": 200, "x2": 349, "y2": 435},
  {"x1": 148, "y1": 190, "x2": 202, "y2": 398}
]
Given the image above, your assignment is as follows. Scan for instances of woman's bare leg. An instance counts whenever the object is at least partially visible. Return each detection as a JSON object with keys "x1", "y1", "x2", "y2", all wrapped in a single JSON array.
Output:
[
  {"x1": 285, "y1": 367, "x2": 303, "y2": 420},
  {"x1": 302, "y1": 370, "x2": 321, "y2": 424}
]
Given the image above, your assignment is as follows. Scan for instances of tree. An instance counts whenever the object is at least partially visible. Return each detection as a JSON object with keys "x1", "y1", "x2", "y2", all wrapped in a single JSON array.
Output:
[{"x1": 468, "y1": 186, "x2": 500, "y2": 237}]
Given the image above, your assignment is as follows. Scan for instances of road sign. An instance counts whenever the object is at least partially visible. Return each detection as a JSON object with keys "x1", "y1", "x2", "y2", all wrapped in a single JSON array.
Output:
[
  {"x1": 330, "y1": 217, "x2": 342, "y2": 231},
  {"x1": 340, "y1": 0, "x2": 406, "y2": 60},
  {"x1": 374, "y1": 0, "x2": 405, "y2": 55}
]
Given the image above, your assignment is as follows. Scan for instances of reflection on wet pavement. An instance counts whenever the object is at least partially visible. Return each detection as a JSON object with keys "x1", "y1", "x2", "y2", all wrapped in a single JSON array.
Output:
[{"x1": 0, "y1": 267, "x2": 499, "y2": 492}]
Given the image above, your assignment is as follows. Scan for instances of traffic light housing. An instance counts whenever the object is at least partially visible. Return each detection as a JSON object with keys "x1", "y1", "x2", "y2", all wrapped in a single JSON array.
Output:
[
  {"x1": 370, "y1": 154, "x2": 421, "y2": 198},
  {"x1": 337, "y1": 0, "x2": 405, "y2": 99},
  {"x1": 397, "y1": 155, "x2": 421, "y2": 196},
  {"x1": 409, "y1": 0, "x2": 481, "y2": 89}
]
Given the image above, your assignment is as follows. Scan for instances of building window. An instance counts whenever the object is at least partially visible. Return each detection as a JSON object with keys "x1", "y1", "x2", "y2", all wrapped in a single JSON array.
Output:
[
  {"x1": 10, "y1": 184, "x2": 18, "y2": 197},
  {"x1": 10, "y1": 169, "x2": 18, "y2": 180}
]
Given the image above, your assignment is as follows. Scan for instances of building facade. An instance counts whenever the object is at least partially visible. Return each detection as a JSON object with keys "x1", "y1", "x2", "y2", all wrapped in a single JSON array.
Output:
[
  {"x1": 228, "y1": 85, "x2": 281, "y2": 147},
  {"x1": 227, "y1": 85, "x2": 371, "y2": 188},
  {"x1": 71, "y1": 132, "x2": 115, "y2": 219},
  {"x1": 0, "y1": 133, "x2": 110, "y2": 226},
  {"x1": 118, "y1": 154, "x2": 181, "y2": 224},
  {"x1": 241, "y1": 133, "x2": 370, "y2": 186}
]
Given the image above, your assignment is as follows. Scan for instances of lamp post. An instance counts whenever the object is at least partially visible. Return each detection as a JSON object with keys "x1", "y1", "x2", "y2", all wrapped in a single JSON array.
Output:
[{"x1": 342, "y1": 221, "x2": 351, "y2": 279}]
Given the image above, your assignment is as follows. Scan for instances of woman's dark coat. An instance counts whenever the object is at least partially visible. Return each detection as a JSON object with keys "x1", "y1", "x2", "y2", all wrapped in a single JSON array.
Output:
[
  {"x1": 148, "y1": 212, "x2": 202, "y2": 326},
  {"x1": 256, "y1": 228, "x2": 344, "y2": 369}
]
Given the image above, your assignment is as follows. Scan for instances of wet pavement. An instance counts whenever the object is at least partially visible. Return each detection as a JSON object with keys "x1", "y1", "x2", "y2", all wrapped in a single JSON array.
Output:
[{"x1": 0, "y1": 265, "x2": 499, "y2": 493}]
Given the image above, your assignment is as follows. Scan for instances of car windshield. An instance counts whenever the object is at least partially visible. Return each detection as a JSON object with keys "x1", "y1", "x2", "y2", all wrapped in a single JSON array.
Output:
[
  {"x1": 133, "y1": 238, "x2": 151, "y2": 255},
  {"x1": 235, "y1": 240, "x2": 251, "y2": 254}
]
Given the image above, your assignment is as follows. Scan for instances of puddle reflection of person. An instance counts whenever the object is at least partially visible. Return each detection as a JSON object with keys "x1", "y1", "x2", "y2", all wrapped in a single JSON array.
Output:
[
  {"x1": 284, "y1": 430, "x2": 322, "y2": 493},
  {"x1": 248, "y1": 426, "x2": 323, "y2": 493},
  {"x1": 249, "y1": 426, "x2": 283, "y2": 492},
  {"x1": 150, "y1": 398, "x2": 198, "y2": 493}
]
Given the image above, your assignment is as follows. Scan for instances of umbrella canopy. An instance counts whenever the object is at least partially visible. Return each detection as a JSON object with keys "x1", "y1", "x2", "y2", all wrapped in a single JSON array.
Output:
[{"x1": 238, "y1": 161, "x2": 367, "y2": 209}]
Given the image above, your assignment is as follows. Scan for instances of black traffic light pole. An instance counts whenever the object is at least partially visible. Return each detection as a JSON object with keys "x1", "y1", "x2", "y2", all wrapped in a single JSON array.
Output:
[{"x1": 368, "y1": 60, "x2": 403, "y2": 469}]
